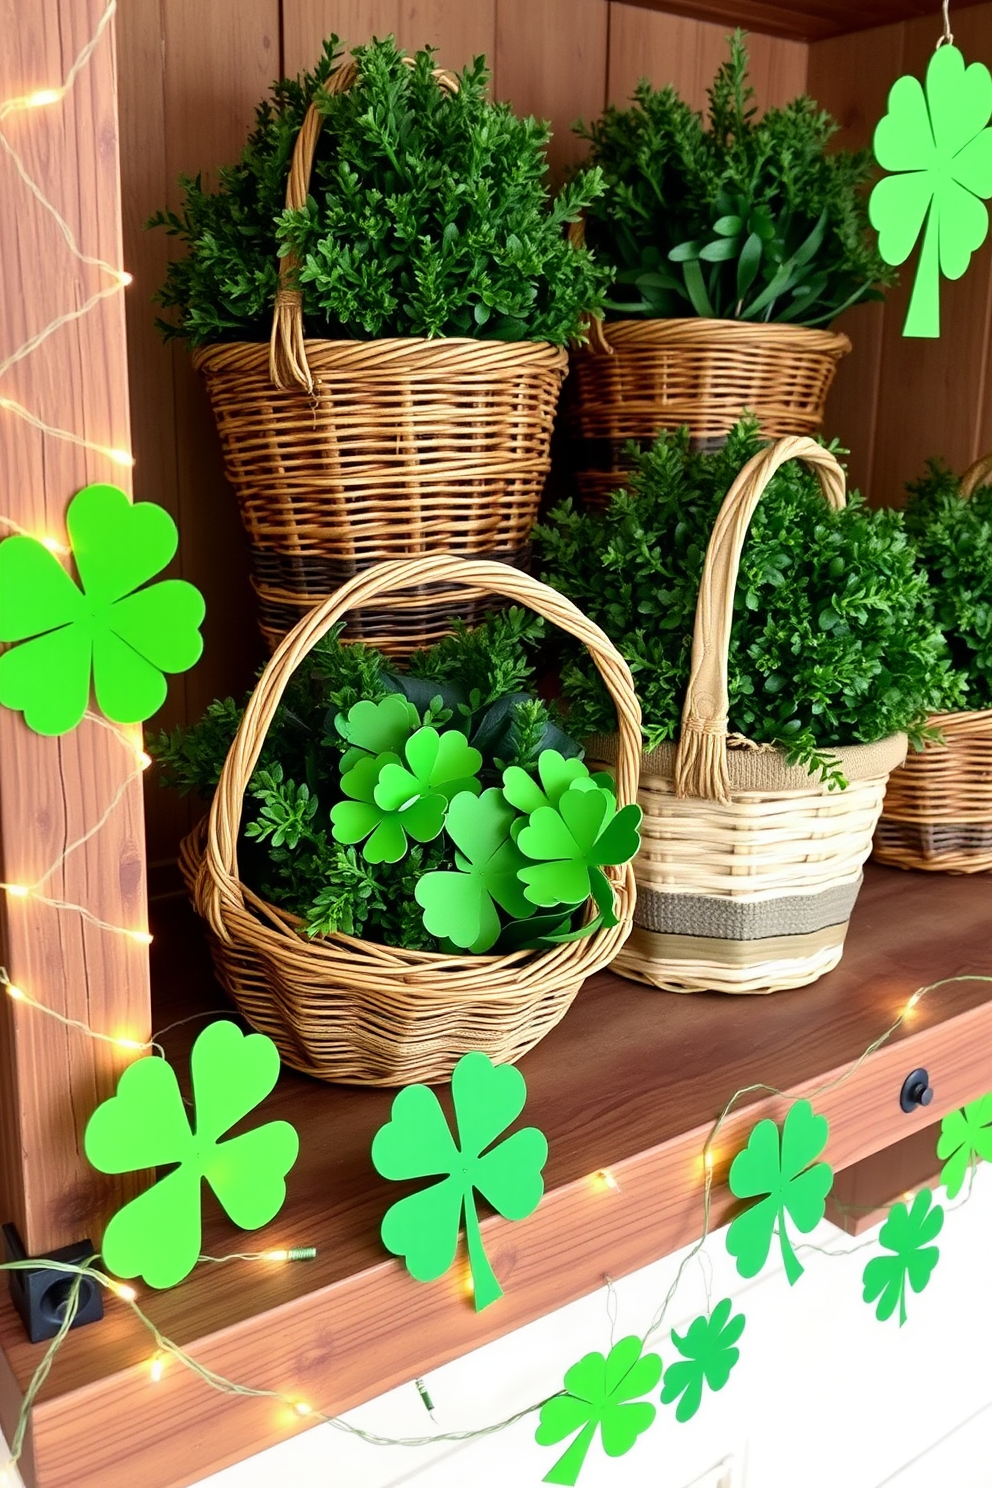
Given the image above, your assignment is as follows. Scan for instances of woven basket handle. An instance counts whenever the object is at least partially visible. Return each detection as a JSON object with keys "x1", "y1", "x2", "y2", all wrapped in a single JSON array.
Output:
[
  {"x1": 960, "y1": 451, "x2": 992, "y2": 498},
  {"x1": 203, "y1": 556, "x2": 643, "y2": 938},
  {"x1": 269, "y1": 57, "x2": 460, "y2": 392},
  {"x1": 675, "y1": 436, "x2": 847, "y2": 804}
]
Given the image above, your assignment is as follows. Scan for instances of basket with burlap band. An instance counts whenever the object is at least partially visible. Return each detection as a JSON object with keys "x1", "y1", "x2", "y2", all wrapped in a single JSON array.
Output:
[
  {"x1": 192, "y1": 58, "x2": 568, "y2": 657},
  {"x1": 180, "y1": 555, "x2": 641, "y2": 1085},
  {"x1": 873, "y1": 451, "x2": 992, "y2": 875},
  {"x1": 587, "y1": 436, "x2": 906, "y2": 995}
]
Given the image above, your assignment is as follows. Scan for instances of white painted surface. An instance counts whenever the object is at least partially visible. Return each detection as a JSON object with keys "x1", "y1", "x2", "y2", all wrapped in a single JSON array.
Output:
[{"x1": 4, "y1": 1164, "x2": 991, "y2": 1488}]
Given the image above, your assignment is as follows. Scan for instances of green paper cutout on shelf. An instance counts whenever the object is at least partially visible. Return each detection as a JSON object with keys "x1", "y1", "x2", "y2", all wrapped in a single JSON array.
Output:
[
  {"x1": 84, "y1": 1020, "x2": 299, "y2": 1290},
  {"x1": 371, "y1": 1050, "x2": 548, "y2": 1312},
  {"x1": 870, "y1": 43, "x2": 992, "y2": 337},
  {"x1": 331, "y1": 726, "x2": 481, "y2": 864},
  {"x1": 502, "y1": 750, "x2": 613, "y2": 816},
  {"x1": 415, "y1": 789, "x2": 536, "y2": 952},
  {"x1": 516, "y1": 786, "x2": 641, "y2": 928},
  {"x1": 936, "y1": 1091, "x2": 992, "y2": 1198},
  {"x1": 535, "y1": 1335, "x2": 661, "y2": 1486},
  {"x1": 862, "y1": 1188, "x2": 943, "y2": 1326},
  {"x1": 726, "y1": 1099, "x2": 833, "y2": 1286},
  {"x1": 0, "y1": 483, "x2": 205, "y2": 736},
  {"x1": 660, "y1": 1298, "x2": 746, "y2": 1423},
  {"x1": 335, "y1": 693, "x2": 421, "y2": 773}
]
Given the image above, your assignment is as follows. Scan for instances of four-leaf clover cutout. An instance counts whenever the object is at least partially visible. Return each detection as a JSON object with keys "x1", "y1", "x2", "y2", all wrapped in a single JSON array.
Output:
[
  {"x1": 331, "y1": 725, "x2": 482, "y2": 864},
  {"x1": 516, "y1": 785, "x2": 641, "y2": 929},
  {"x1": 371, "y1": 1051, "x2": 548, "y2": 1311},
  {"x1": 862, "y1": 1188, "x2": 943, "y2": 1326},
  {"x1": 84, "y1": 1021, "x2": 299, "y2": 1289},
  {"x1": 535, "y1": 1336, "x2": 661, "y2": 1486},
  {"x1": 870, "y1": 43, "x2": 992, "y2": 336},
  {"x1": 661, "y1": 1298, "x2": 746, "y2": 1423},
  {"x1": 936, "y1": 1091, "x2": 992, "y2": 1198},
  {"x1": 726, "y1": 1099, "x2": 833, "y2": 1286},
  {"x1": 0, "y1": 483, "x2": 205, "y2": 735},
  {"x1": 415, "y1": 789, "x2": 536, "y2": 952}
]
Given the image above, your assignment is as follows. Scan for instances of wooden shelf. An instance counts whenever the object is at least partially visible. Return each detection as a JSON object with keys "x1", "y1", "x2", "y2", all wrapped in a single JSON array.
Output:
[
  {"x1": 621, "y1": 0, "x2": 989, "y2": 42},
  {"x1": 2, "y1": 864, "x2": 991, "y2": 1488}
]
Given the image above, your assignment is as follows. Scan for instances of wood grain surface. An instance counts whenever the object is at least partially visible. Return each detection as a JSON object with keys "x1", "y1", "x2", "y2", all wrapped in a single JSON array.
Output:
[
  {"x1": 2, "y1": 863, "x2": 990, "y2": 1488},
  {"x1": 0, "y1": 0, "x2": 152, "y2": 1256},
  {"x1": 826, "y1": 1122, "x2": 943, "y2": 1235},
  {"x1": 618, "y1": 0, "x2": 990, "y2": 43}
]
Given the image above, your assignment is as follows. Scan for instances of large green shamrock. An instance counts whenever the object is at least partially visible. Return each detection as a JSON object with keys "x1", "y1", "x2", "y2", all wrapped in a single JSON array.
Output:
[
  {"x1": 936, "y1": 1091, "x2": 992, "y2": 1199},
  {"x1": 862, "y1": 1188, "x2": 943, "y2": 1326},
  {"x1": 334, "y1": 693, "x2": 421, "y2": 773},
  {"x1": 0, "y1": 483, "x2": 205, "y2": 736},
  {"x1": 330, "y1": 725, "x2": 482, "y2": 864},
  {"x1": 502, "y1": 750, "x2": 614, "y2": 816},
  {"x1": 660, "y1": 1298, "x2": 746, "y2": 1423},
  {"x1": 516, "y1": 786, "x2": 641, "y2": 928},
  {"x1": 870, "y1": 44, "x2": 992, "y2": 336},
  {"x1": 415, "y1": 789, "x2": 536, "y2": 952},
  {"x1": 535, "y1": 1336, "x2": 661, "y2": 1486},
  {"x1": 370, "y1": 1051, "x2": 547, "y2": 1312},
  {"x1": 726, "y1": 1099, "x2": 833, "y2": 1286},
  {"x1": 84, "y1": 1020, "x2": 299, "y2": 1289}
]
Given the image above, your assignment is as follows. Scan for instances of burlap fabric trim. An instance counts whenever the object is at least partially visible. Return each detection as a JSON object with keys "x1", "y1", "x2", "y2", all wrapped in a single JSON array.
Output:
[{"x1": 586, "y1": 733, "x2": 908, "y2": 794}]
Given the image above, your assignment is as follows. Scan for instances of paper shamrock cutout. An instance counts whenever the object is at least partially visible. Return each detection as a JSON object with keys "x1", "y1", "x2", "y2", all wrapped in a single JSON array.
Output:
[
  {"x1": 415, "y1": 789, "x2": 536, "y2": 952},
  {"x1": 870, "y1": 44, "x2": 992, "y2": 336},
  {"x1": 502, "y1": 751, "x2": 613, "y2": 816},
  {"x1": 516, "y1": 786, "x2": 641, "y2": 928},
  {"x1": 660, "y1": 1298, "x2": 746, "y2": 1423},
  {"x1": 84, "y1": 1021, "x2": 298, "y2": 1289},
  {"x1": 0, "y1": 483, "x2": 205, "y2": 735},
  {"x1": 726, "y1": 1099, "x2": 833, "y2": 1286},
  {"x1": 370, "y1": 1051, "x2": 547, "y2": 1311},
  {"x1": 331, "y1": 726, "x2": 482, "y2": 865},
  {"x1": 535, "y1": 1336, "x2": 661, "y2": 1486},
  {"x1": 335, "y1": 694, "x2": 420, "y2": 773},
  {"x1": 862, "y1": 1188, "x2": 943, "y2": 1326},
  {"x1": 936, "y1": 1091, "x2": 992, "y2": 1198}
]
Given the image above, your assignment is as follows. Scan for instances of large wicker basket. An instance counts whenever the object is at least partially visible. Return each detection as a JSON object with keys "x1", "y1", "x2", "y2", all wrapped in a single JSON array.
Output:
[
  {"x1": 566, "y1": 318, "x2": 851, "y2": 508},
  {"x1": 180, "y1": 555, "x2": 641, "y2": 1085},
  {"x1": 589, "y1": 437, "x2": 907, "y2": 994},
  {"x1": 193, "y1": 63, "x2": 568, "y2": 657},
  {"x1": 873, "y1": 453, "x2": 992, "y2": 875}
]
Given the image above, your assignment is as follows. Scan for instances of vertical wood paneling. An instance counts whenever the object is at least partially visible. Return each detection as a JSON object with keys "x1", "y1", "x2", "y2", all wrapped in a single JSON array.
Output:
[
  {"x1": 283, "y1": 1, "x2": 495, "y2": 79},
  {"x1": 0, "y1": 0, "x2": 151, "y2": 1253}
]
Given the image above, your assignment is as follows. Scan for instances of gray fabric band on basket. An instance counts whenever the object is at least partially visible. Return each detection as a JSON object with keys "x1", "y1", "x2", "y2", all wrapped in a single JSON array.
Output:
[{"x1": 633, "y1": 875, "x2": 863, "y2": 941}]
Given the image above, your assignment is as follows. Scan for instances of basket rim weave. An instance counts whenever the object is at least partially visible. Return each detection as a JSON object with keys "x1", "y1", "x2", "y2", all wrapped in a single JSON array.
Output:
[
  {"x1": 192, "y1": 335, "x2": 569, "y2": 376},
  {"x1": 581, "y1": 316, "x2": 852, "y2": 356}
]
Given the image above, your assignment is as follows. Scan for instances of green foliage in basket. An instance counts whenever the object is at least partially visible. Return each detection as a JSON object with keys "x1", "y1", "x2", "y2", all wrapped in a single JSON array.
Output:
[
  {"x1": 149, "y1": 37, "x2": 609, "y2": 347},
  {"x1": 535, "y1": 419, "x2": 964, "y2": 787},
  {"x1": 575, "y1": 31, "x2": 893, "y2": 326},
  {"x1": 903, "y1": 461, "x2": 992, "y2": 709},
  {"x1": 148, "y1": 611, "x2": 639, "y2": 952}
]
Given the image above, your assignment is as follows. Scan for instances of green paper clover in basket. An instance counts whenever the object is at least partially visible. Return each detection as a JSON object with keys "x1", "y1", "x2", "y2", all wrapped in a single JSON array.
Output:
[
  {"x1": 334, "y1": 693, "x2": 421, "y2": 773},
  {"x1": 862, "y1": 1188, "x2": 943, "y2": 1326},
  {"x1": 535, "y1": 1335, "x2": 661, "y2": 1485},
  {"x1": 660, "y1": 1298, "x2": 746, "y2": 1423},
  {"x1": 371, "y1": 1050, "x2": 548, "y2": 1312},
  {"x1": 330, "y1": 724, "x2": 482, "y2": 865},
  {"x1": 725, "y1": 1098, "x2": 833, "y2": 1286},
  {"x1": 85, "y1": 1020, "x2": 299, "y2": 1289},
  {"x1": 415, "y1": 789, "x2": 537, "y2": 953},
  {"x1": 516, "y1": 781, "x2": 642, "y2": 930},
  {"x1": 502, "y1": 749, "x2": 614, "y2": 816},
  {"x1": 0, "y1": 483, "x2": 205, "y2": 736}
]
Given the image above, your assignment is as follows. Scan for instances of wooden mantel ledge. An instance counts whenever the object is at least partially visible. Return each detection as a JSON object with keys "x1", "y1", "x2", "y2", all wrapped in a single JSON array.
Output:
[{"x1": 2, "y1": 864, "x2": 991, "y2": 1488}]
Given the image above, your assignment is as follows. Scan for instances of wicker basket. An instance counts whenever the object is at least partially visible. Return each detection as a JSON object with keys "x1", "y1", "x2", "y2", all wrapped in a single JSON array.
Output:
[
  {"x1": 872, "y1": 452, "x2": 992, "y2": 875},
  {"x1": 566, "y1": 318, "x2": 851, "y2": 508},
  {"x1": 193, "y1": 62, "x2": 568, "y2": 657},
  {"x1": 588, "y1": 436, "x2": 907, "y2": 995},
  {"x1": 180, "y1": 555, "x2": 641, "y2": 1085}
]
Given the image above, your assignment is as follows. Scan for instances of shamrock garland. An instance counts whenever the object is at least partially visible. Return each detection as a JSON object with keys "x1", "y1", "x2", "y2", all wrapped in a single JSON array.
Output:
[
  {"x1": 0, "y1": 483, "x2": 205, "y2": 735},
  {"x1": 536, "y1": 1336, "x2": 661, "y2": 1485},
  {"x1": 85, "y1": 1021, "x2": 299, "y2": 1289},
  {"x1": 862, "y1": 1189, "x2": 943, "y2": 1326},
  {"x1": 725, "y1": 1099, "x2": 833, "y2": 1286},
  {"x1": 371, "y1": 1051, "x2": 548, "y2": 1311},
  {"x1": 660, "y1": 1298, "x2": 746, "y2": 1422},
  {"x1": 936, "y1": 1090, "x2": 992, "y2": 1198},
  {"x1": 870, "y1": 43, "x2": 992, "y2": 337}
]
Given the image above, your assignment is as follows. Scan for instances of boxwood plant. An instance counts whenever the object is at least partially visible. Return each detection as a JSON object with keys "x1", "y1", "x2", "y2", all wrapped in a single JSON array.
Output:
[
  {"x1": 149, "y1": 36, "x2": 610, "y2": 345},
  {"x1": 535, "y1": 420, "x2": 963, "y2": 787},
  {"x1": 903, "y1": 461, "x2": 992, "y2": 710},
  {"x1": 576, "y1": 30, "x2": 893, "y2": 325},
  {"x1": 150, "y1": 610, "x2": 639, "y2": 953}
]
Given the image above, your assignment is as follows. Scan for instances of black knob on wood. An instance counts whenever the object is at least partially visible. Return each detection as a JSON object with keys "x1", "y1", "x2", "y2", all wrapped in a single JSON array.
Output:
[{"x1": 900, "y1": 1067, "x2": 934, "y2": 1112}]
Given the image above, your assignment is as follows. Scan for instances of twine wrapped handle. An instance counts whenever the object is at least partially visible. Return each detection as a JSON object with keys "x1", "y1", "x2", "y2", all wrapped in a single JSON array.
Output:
[
  {"x1": 202, "y1": 555, "x2": 642, "y2": 943},
  {"x1": 269, "y1": 58, "x2": 460, "y2": 392},
  {"x1": 675, "y1": 436, "x2": 847, "y2": 804},
  {"x1": 960, "y1": 451, "x2": 992, "y2": 498}
]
